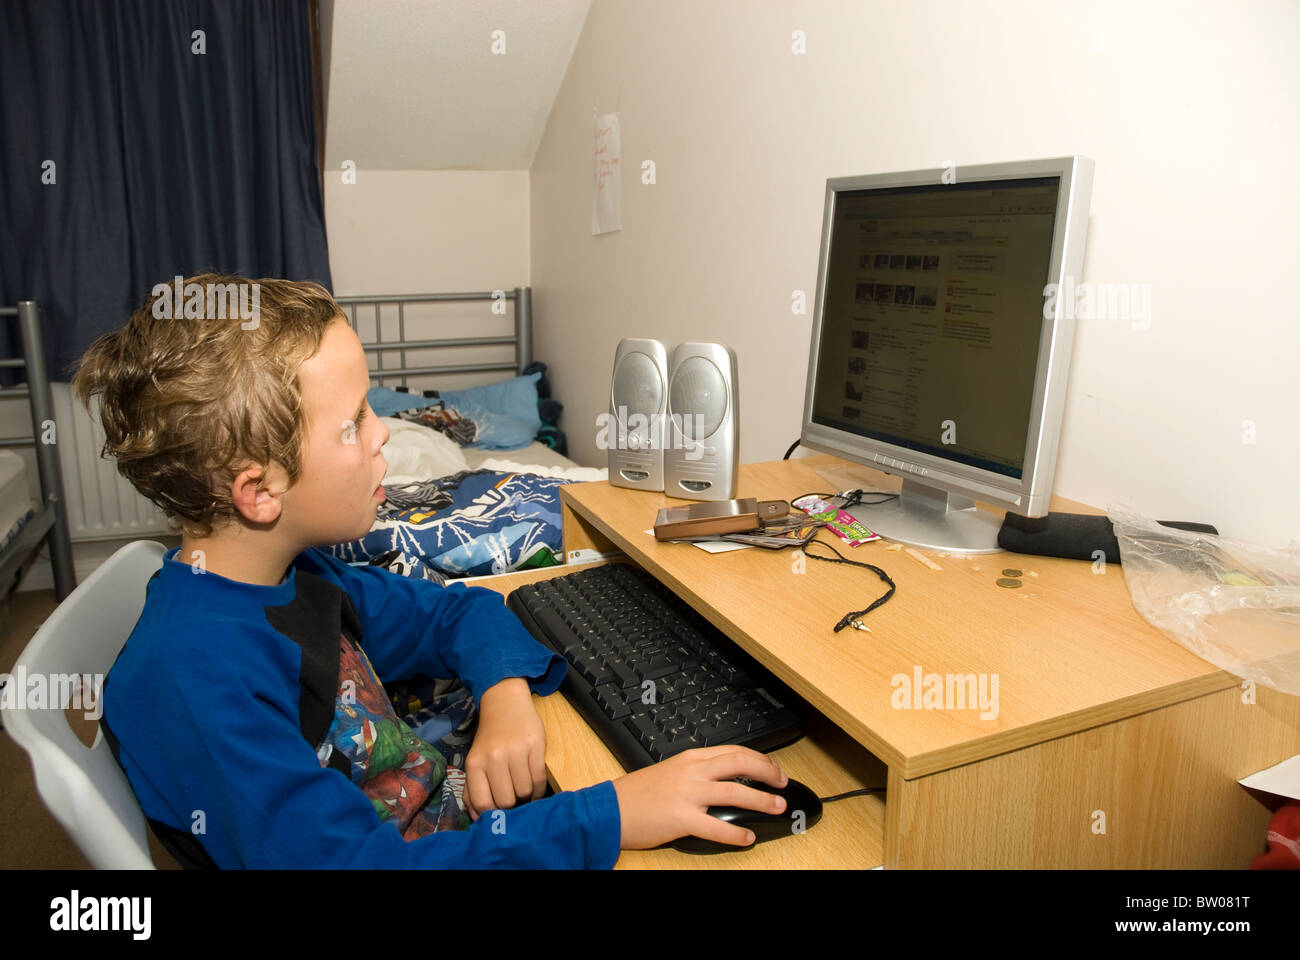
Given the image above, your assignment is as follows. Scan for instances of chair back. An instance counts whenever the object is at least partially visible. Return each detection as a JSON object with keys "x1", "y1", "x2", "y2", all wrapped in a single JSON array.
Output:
[{"x1": 2, "y1": 540, "x2": 167, "y2": 869}]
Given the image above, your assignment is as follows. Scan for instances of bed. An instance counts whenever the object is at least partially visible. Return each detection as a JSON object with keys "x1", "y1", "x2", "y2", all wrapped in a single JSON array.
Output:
[
  {"x1": 324, "y1": 288, "x2": 606, "y2": 583},
  {"x1": 0, "y1": 300, "x2": 76, "y2": 603}
]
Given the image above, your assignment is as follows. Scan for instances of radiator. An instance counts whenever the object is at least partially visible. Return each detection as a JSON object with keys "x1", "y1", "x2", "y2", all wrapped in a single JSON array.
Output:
[{"x1": 52, "y1": 382, "x2": 173, "y2": 542}]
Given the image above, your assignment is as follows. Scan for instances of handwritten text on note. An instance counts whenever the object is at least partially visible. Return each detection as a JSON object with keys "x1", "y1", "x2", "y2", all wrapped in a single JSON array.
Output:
[{"x1": 592, "y1": 112, "x2": 622, "y2": 235}]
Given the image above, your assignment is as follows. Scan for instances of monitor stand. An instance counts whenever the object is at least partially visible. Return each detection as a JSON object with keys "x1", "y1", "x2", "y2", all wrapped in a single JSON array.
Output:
[{"x1": 842, "y1": 477, "x2": 1005, "y2": 554}]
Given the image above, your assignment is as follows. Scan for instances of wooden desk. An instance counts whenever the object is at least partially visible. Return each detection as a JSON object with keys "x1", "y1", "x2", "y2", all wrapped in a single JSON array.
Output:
[{"x1": 481, "y1": 455, "x2": 1300, "y2": 868}]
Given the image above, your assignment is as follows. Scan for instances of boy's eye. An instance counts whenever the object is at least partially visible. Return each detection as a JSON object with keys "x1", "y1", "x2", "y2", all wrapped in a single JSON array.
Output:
[{"x1": 355, "y1": 407, "x2": 368, "y2": 425}]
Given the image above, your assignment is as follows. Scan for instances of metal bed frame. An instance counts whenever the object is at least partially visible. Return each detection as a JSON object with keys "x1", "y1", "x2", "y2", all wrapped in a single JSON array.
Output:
[
  {"x1": 0, "y1": 301, "x2": 77, "y2": 602},
  {"x1": 335, "y1": 286, "x2": 533, "y2": 389}
]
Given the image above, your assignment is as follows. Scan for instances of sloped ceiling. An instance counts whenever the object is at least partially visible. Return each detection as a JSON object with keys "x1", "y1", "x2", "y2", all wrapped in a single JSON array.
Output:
[{"x1": 322, "y1": 0, "x2": 592, "y2": 171}]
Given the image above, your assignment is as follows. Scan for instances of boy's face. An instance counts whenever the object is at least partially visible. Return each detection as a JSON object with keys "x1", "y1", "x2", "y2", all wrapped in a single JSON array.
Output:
[{"x1": 281, "y1": 316, "x2": 390, "y2": 547}]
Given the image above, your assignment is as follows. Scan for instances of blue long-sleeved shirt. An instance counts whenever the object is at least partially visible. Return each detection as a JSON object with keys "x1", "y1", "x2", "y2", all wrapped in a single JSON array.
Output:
[{"x1": 101, "y1": 546, "x2": 622, "y2": 868}]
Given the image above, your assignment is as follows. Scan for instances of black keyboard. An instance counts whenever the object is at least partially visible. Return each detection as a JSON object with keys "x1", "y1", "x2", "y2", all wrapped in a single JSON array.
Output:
[{"x1": 506, "y1": 563, "x2": 806, "y2": 771}]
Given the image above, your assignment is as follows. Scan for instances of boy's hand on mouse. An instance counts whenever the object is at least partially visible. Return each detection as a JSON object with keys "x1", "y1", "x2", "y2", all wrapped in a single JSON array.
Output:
[
  {"x1": 611, "y1": 746, "x2": 788, "y2": 850},
  {"x1": 464, "y1": 677, "x2": 547, "y2": 821}
]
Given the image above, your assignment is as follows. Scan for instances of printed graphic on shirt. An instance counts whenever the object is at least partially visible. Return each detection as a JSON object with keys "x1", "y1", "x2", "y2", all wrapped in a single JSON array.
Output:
[
  {"x1": 389, "y1": 675, "x2": 478, "y2": 768},
  {"x1": 317, "y1": 634, "x2": 470, "y2": 838}
]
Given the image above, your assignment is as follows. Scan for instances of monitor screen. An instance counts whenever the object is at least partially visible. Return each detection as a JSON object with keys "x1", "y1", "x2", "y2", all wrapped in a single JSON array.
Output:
[{"x1": 809, "y1": 177, "x2": 1060, "y2": 480}]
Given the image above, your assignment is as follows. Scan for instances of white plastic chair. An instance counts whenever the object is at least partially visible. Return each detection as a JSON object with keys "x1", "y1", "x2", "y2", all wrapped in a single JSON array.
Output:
[{"x1": 3, "y1": 539, "x2": 166, "y2": 869}]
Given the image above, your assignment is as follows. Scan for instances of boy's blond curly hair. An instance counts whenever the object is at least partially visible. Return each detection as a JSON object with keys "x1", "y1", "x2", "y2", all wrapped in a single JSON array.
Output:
[{"x1": 73, "y1": 274, "x2": 344, "y2": 539}]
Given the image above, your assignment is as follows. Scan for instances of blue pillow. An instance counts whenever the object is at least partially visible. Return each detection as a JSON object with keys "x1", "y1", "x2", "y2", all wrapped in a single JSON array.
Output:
[
  {"x1": 366, "y1": 373, "x2": 542, "y2": 450},
  {"x1": 366, "y1": 386, "x2": 439, "y2": 418},
  {"x1": 438, "y1": 372, "x2": 542, "y2": 432}
]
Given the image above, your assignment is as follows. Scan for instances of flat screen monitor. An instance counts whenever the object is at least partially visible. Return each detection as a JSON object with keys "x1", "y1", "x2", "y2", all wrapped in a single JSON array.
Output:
[{"x1": 799, "y1": 157, "x2": 1094, "y2": 552}]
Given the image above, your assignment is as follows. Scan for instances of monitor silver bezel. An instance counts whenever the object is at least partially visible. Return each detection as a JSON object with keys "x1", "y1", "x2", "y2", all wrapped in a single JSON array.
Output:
[{"x1": 799, "y1": 156, "x2": 1094, "y2": 516}]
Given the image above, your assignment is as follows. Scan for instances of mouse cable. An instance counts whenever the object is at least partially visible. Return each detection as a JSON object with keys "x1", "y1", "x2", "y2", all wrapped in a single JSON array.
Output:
[
  {"x1": 819, "y1": 786, "x2": 886, "y2": 804},
  {"x1": 782, "y1": 438, "x2": 800, "y2": 460}
]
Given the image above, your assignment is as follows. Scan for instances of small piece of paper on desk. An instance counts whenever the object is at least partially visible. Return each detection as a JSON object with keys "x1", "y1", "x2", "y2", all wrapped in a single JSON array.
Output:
[
  {"x1": 1239, "y1": 753, "x2": 1300, "y2": 802},
  {"x1": 689, "y1": 540, "x2": 752, "y2": 554}
]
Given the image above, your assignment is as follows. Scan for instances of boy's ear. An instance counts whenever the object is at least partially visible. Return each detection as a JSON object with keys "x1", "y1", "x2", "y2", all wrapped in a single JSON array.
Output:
[{"x1": 230, "y1": 462, "x2": 290, "y2": 525}]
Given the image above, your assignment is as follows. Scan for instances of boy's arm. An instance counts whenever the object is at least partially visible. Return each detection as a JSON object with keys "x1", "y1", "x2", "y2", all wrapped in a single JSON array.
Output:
[
  {"x1": 301, "y1": 551, "x2": 573, "y2": 815},
  {"x1": 297, "y1": 550, "x2": 562, "y2": 705},
  {"x1": 112, "y1": 640, "x2": 621, "y2": 870}
]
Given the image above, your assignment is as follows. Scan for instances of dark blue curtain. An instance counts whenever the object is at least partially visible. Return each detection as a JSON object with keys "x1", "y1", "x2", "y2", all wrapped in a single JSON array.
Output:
[{"x1": 0, "y1": 0, "x2": 331, "y2": 384}]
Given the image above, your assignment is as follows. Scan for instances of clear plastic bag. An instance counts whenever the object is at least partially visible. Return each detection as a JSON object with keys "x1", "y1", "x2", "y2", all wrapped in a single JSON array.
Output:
[{"x1": 1109, "y1": 505, "x2": 1300, "y2": 695}]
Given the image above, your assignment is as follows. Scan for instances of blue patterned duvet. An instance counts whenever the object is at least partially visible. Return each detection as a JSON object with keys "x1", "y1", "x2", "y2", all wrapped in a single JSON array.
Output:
[{"x1": 326, "y1": 469, "x2": 574, "y2": 579}]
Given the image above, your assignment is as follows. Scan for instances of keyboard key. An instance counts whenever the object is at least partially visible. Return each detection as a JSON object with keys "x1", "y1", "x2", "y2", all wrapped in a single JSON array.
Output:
[
  {"x1": 592, "y1": 683, "x2": 632, "y2": 720},
  {"x1": 570, "y1": 649, "x2": 604, "y2": 681},
  {"x1": 671, "y1": 645, "x2": 699, "y2": 668},
  {"x1": 608, "y1": 659, "x2": 639, "y2": 690},
  {"x1": 655, "y1": 675, "x2": 686, "y2": 704},
  {"x1": 718, "y1": 663, "x2": 743, "y2": 684},
  {"x1": 697, "y1": 720, "x2": 744, "y2": 747},
  {"x1": 531, "y1": 606, "x2": 573, "y2": 650},
  {"x1": 677, "y1": 679, "x2": 703, "y2": 701},
  {"x1": 694, "y1": 724, "x2": 720, "y2": 746},
  {"x1": 639, "y1": 656, "x2": 678, "y2": 682},
  {"x1": 624, "y1": 714, "x2": 662, "y2": 750},
  {"x1": 661, "y1": 720, "x2": 690, "y2": 741}
]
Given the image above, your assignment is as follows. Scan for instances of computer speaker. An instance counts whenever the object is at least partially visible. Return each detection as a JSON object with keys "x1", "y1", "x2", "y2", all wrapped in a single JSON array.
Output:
[
  {"x1": 664, "y1": 342, "x2": 739, "y2": 501},
  {"x1": 608, "y1": 338, "x2": 668, "y2": 491}
]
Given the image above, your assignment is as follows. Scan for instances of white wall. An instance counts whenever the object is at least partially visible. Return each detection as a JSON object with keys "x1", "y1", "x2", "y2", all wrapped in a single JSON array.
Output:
[
  {"x1": 528, "y1": 0, "x2": 1300, "y2": 545},
  {"x1": 324, "y1": 169, "x2": 532, "y2": 393}
]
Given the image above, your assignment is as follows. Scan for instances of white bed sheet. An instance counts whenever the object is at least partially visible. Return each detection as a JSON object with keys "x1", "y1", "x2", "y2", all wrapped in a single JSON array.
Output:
[
  {"x1": 462, "y1": 442, "x2": 593, "y2": 473},
  {"x1": 379, "y1": 416, "x2": 606, "y2": 484}
]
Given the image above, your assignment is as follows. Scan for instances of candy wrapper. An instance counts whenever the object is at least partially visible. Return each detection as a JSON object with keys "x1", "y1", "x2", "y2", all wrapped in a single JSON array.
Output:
[{"x1": 792, "y1": 494, "x2": 880, "y2": 546}]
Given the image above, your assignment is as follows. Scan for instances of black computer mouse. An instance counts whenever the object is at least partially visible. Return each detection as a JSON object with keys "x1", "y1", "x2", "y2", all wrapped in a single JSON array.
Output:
[{"x1": 669, "y1": 776, "x2": 824, "y2": 854}]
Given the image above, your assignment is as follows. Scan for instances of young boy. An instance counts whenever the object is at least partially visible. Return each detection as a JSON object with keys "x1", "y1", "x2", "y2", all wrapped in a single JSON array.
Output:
[{"x1": 73, "y1": 274, "x2": 789, "y2": 868}]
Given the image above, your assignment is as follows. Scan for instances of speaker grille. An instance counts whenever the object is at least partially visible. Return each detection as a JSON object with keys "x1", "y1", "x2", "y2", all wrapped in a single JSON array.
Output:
[
  {"x1": 669, "y1": 356, "x2": 727, "y2": 438},
  {"x1": 612, "y1": 352, "x2": 663, "y2": 422}
]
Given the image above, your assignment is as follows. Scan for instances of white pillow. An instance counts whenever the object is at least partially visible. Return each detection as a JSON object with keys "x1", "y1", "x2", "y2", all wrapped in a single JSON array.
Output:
[{"x1": 379, "y1": 416, "x2": 470, "y2": 484}]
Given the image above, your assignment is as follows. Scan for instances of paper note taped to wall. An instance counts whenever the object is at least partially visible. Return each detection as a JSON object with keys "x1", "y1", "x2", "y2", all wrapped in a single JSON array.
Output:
[{"x1": 592, "y1": 112, "x2": 622, "y2": 235}]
